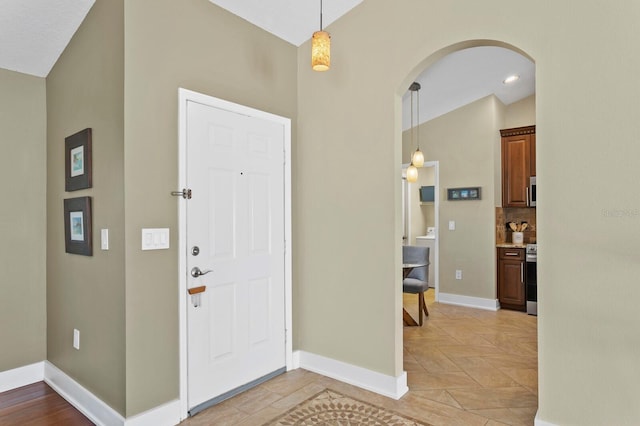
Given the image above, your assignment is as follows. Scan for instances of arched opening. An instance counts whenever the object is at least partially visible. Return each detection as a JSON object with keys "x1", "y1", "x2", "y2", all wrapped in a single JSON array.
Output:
[{"x1": 397, "y1": 40, "x2": 538, "y2": 422}]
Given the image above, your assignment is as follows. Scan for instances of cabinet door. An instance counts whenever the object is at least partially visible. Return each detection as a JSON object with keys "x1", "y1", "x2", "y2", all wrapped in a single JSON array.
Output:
[
  {"x1": 498, "y1": 259, "x2": 525, "y2": 309},
  {"x1": 530, "y1": 133, "x2": 536, "y2": 177},
  {"x1": 502, "y1": 134, "x2": 531, "y2": 207}
]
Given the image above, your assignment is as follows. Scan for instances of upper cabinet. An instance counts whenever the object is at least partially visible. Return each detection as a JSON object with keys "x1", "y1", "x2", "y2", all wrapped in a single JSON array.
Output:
[{"x1": 501, "y1": 125, "x2": 536, "y2": 208}]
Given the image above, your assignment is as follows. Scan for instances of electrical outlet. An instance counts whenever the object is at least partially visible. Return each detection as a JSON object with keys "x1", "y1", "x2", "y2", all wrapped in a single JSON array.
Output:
[
  {"x1": 449, "y1": 220, "x2": 456, "y2": 231},
  {"x1": 455, "y1": 270, "x2": 462, "y2": 280},
  {"x1": 73, "y1": 329, "x2": 80, "y2": 350}
]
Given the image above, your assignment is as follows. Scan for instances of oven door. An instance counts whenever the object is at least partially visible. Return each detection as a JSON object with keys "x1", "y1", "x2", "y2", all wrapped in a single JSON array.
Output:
[{"x1": 525, "y1": 259, "x2": 537, "y2": 315}]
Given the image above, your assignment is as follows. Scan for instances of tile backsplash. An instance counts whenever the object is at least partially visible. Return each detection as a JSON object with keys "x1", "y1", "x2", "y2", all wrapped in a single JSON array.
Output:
[{"x1": 496, "y1": 207, "x2": 536, "y2": 244}]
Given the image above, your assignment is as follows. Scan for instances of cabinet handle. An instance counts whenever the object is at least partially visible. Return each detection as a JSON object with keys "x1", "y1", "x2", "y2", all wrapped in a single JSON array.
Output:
[
  {"x1": 526, "y1": 187, "x2": 530, "y2": 207},
  {"x1": 505, "y1": 252, "x2": 519, "y2": 256},
  {"x1": 521, "y1": 262, "x2": 524, "y2": 283}
]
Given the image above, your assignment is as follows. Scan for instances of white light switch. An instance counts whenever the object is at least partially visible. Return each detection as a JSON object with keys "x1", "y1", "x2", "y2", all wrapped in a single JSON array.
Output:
[
  {"x1": 101, "y1": 229, "x2": 109, "y2": 250},
  {"x1": 73, "y1": 329, "x2": 80, "y2": 350},
  {"x1": 448, "y1": 220, "x2": 456, "y2": 231},
  {"x1": 142, "y1": 228, "x2": 170, "y2": 250}
]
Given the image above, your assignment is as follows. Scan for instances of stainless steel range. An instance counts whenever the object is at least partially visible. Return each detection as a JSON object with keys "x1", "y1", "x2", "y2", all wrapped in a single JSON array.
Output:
[{"x1": 525, "y1": 244, "x2": 537, "y2": 315}]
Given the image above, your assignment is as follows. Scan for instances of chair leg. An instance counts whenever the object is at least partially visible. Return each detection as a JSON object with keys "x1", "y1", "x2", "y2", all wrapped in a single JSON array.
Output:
[
  {"x1": 418, "y1": 293, "x2": 424, "y2": 326},
  {"x1": 422, "y1": 291, "x2": 429, "y2": 317}
]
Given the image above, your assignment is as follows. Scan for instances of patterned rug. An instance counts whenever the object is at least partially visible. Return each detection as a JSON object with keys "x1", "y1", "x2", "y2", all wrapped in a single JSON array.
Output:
[{"x1": 264, "y1": 389, "x2": 431, "y2": 426}]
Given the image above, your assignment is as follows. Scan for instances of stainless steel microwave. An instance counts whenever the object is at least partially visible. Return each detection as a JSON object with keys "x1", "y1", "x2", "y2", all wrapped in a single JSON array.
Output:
[{"x1": 529, "y1": 176, "x2": 537, "y2": 207}]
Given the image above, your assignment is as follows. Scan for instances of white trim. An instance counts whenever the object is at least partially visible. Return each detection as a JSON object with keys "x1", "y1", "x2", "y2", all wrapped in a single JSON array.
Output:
[
  {"x1": 124, "y1": 399, "x2": 181, "y2": 426},
  {"x1": 44, "y1": 361, "x2": 125, "y2": 426},
  {"x1": 438, "y1": 292, "x2": 500, "y2": 311},
  {"x1": 0, "y1": 361, "x2": 44, "y2": 393},
  {"x1": 534, "y1": 412, "x2": 558, "y2": 426},
  {"x1": 177, "y1": 88, "x2": 293, "y2": 421},
  {"x1": 296, "y1": 350, "x2": 408, "y2": 400},
  {"x1": 422, "y1": 160, "x2": 440, "y2": 301}
]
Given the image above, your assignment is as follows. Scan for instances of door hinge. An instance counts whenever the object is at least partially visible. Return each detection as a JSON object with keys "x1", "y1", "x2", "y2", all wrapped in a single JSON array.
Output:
[{"x1": 171, "y1": 188, "x2": 192, "y2": 199}]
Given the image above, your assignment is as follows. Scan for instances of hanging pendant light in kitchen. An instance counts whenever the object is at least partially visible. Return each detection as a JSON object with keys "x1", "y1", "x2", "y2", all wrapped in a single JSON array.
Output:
[
  {"x1": 312, "y1": 0, "x2": 331, "y2": 71},
  {"x1": 410, "y1": 82, "x2": 425, "y2": 167},
  {"x1": 406, "y1": 82, "x2": 421, "y2": 183}
]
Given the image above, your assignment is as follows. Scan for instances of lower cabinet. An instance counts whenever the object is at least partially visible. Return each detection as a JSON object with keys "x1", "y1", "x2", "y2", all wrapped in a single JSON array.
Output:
[{"x1": 497, "y1": 247, "x2": 526, "y2": 311}]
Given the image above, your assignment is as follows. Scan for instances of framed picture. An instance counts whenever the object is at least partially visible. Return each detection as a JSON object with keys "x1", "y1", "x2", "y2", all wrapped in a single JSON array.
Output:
[
  {"x1": 65, "y1": 128, "x2": 92, "y2": 191},
  {"x1": 447, "y1": 187, "x2": 481, "y2": 201},
  {"x1": 64, "y1": 197, "x2": 93, "y2": 256}
]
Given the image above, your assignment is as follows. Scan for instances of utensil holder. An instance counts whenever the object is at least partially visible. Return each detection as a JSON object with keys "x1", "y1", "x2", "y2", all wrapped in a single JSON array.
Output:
[{"x1": 512, "y1": 232, "x2": 524, "y2": 244}]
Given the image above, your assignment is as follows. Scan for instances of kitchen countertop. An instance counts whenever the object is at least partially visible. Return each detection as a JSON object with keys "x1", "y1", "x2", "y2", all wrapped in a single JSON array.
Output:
[{"x1": 496, "y1": 243, "x2": 528, "y2": 248}]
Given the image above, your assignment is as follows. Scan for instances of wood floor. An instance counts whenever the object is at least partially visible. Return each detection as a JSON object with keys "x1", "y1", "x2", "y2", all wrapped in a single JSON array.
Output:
[
  {"x1": 0, "y1": 381, "x2": 93, "y2": 425},
  {"x1": 0, "y1": 292, "x2": 537, "y2": 425}
]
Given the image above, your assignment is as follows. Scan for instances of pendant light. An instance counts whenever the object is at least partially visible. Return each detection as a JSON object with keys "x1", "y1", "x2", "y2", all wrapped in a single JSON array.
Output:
[
  {"x1": 406, "y1": 82, "x2": 420, "y2": 183},
  {"x1": 410, "y1": 82, "x2": 425, "y2": 167},
  {"x1": 312, "y1": 0, "x2": 331, "y2": 71}
]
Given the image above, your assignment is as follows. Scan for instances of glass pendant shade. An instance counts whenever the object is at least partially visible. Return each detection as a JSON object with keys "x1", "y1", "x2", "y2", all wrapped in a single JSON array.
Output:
[
  {"x1": 412, "y1": 148, "x2": 424, "y2": 167},
  {"x1": 406, "y1": 164, "x2": 418, "y2": 183},
  {"x1": 312, "y1": 31, "x2": 331, "y2": 71}
]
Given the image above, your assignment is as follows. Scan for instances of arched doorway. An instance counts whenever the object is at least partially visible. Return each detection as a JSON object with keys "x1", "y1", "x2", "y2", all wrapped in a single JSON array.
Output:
[{"x1": 397, "y1": 41, "x2": 538, "y2": 423}]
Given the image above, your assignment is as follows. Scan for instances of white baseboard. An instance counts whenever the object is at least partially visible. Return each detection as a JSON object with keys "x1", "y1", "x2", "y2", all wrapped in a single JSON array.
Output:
[
  {"x1": 44, "y1": 361, "x2": 125, "y2": 426},
  {"x1": 534, "y1": 411, "x2": 558, "y2": 426},
  {"x1": 125, "y1": 399, "x2": 181, "y2": 426},
  {"x1": 44, "y1": 361, "x2": 182, "y2": 426},
  {"x1": 438, "y1": 292, "x2": 499, "y2": 311},
  {"x1": 0, "y1": 361, "x2": 44, "y2": 393},
  {"x1": 295, "y1": 350, "x2": 408, "y2": 400}
]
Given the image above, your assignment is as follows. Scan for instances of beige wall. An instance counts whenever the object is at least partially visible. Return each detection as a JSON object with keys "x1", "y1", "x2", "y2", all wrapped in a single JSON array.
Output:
[
  {"x1": 297, "y1": 1, "x2": 640, "y2": 424},
  {"x1": 418, "y1": 95, "x2": 501, "y2": 299},
  {"x1": 46, "y1": 0, "x2": 126, "y2": 414},
  {"x1": 504, "y1": 94, "x2": 536, "y2": 129},
  {"x1": 123, "y1": 0, "x2": 298, "y2": 416},
  {"x1": 0, "y1": 69, "x2": 47, "y2": 372}
]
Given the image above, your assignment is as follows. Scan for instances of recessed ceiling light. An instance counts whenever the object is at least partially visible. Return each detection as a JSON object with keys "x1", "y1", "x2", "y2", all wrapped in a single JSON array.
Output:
[{"x1": 503, "y1": 74, "x2": 520, "y2": 84}]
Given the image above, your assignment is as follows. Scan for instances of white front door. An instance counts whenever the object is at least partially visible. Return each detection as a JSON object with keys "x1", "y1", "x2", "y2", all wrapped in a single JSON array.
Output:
[{"x1": 185, "y1": 99, "x2": 286, "y2": 413}]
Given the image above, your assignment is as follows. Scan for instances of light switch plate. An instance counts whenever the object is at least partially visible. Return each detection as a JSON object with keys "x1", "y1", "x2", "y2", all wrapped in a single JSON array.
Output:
[
  {"x1": 73, "y1": 329, "x2": 80, "y2": 350},
  {"x1": 101, "y1": 229, "x2": 109, "y2": 250},
  {"x1": 448, "y1": 220, "x2": 456, "y2": 231},
  {"x1": 142, "y1": 228, "x2": 170, "y2": 250}
]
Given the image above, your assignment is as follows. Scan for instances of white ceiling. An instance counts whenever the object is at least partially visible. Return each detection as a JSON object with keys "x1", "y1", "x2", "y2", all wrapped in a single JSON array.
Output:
[
  {"x1": 402, "y1": 46, "x2": 535, "y2": 130},
  {"x1": 1, "y1": 1, "x2": 534, "y2": 124},
  {"x1": 0, "y1": 0, "x2": 95, "y2": 78},
  {"x1": 207, "y1": 0, "x2": 363, "y2": 47}
]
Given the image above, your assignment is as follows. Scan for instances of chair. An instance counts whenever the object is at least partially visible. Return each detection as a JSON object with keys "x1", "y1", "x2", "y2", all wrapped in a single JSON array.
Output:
[{"x1": 403, "y1": 245, "x2": 430, "y2": 325}]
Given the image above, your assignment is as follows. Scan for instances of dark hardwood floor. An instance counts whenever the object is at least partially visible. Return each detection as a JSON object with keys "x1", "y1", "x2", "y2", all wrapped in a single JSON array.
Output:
[{"x1": 0, "y1": 381, "x2": 93, "y2": 425}]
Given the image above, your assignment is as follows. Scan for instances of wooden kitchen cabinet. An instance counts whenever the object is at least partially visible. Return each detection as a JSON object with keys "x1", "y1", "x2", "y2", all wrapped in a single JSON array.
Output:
[
  {"x1": 497, "y1": 247, "x2": 526, "y2": 311},
  {"x1": 500, "y1": 125, "x2": 535, "y2": 207}
]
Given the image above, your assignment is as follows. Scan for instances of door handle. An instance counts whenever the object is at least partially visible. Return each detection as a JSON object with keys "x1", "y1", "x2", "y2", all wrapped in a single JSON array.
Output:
[
  {"x1": 521, "y1": 262, "x2": 524, "y2": 283},
  {"x1": 191, "y1": 266, "x2": 212, "y2": 278}
]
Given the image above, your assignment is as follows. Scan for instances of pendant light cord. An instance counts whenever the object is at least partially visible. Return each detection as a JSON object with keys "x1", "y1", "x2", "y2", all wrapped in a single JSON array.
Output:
[
  {"x1": 416, "y1": 87, "x2": 420, "y2": 150},
  {"x1": 410, "y1": 89, "x2": 415, "y2": 158},
  {"x1": 320, "y1": 0, "x2": 323, "y2": 31}
]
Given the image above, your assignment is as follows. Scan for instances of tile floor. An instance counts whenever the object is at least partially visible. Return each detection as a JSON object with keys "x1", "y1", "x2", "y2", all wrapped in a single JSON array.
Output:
[{"x1": 181, "y1": 291, "x2": 538, "y2": 426}]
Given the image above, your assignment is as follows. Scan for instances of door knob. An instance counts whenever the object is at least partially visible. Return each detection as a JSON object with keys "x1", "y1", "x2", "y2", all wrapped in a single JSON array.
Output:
[{"x1": 191, "y1": 266, "x2": 212, "y2": 278}]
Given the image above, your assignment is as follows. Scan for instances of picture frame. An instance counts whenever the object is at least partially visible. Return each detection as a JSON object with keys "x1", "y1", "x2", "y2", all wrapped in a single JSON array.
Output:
[
  {"x1": 64, "y1": 197, "x2": 93, "y2": 256},
  {"x1": 65, "y1": 128, "x2": 92, "y2": 191},
  {"x1": 447, "y1": 186, "x2": 481, "y2": 201}
]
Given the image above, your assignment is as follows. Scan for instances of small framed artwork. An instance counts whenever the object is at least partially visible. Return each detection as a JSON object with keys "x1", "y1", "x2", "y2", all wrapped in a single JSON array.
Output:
[
  {"x1": 65, "y1": 128, "x2": 92, "y2": 191},
  {"x1": 447, "y1": 187, "x2": 481, "y2": 201},
  {"x1": 64, "y1": 197, "x2": 93, "y2": 256}
]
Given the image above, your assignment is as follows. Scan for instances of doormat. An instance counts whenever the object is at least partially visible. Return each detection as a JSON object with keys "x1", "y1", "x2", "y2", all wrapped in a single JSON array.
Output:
[{"x1": 263, "y1": 389, "x2": 431, "y2": 426}]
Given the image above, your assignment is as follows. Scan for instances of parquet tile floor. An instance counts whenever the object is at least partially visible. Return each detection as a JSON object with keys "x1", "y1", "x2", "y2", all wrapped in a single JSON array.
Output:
[
  {"x1": 182, "y1": 291, "x2": 538, "y2": 426},
  {"x1": 0, "y1": 291, "x2": 537, "y2": 425}
]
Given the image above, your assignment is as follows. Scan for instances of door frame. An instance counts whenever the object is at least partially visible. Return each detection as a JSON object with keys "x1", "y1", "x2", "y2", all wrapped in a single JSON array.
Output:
[
  {"x1": 177, "y1": 88, "x2": 293, "y2": 420},
  {"x1": 401, "y1": 160, "x2": 440, "y2": 300}
]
